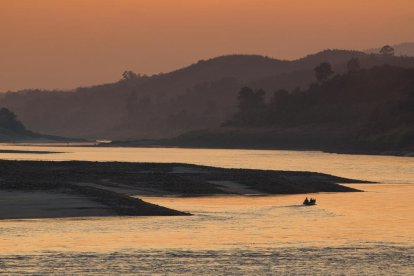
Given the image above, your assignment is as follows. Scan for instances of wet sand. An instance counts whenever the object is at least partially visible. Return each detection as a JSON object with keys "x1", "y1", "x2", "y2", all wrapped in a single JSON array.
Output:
[
  {"x1": 0, "y1": 191, "x2": 115, "y2": 219},
  {"x1": 0, "y1": 149, "x2": 62, "y2": 154}
]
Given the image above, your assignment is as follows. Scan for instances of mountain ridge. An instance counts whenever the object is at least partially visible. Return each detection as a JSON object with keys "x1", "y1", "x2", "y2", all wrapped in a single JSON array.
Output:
[{"x1": 1, "y1": 48, "x2": 414, "y2": 140}]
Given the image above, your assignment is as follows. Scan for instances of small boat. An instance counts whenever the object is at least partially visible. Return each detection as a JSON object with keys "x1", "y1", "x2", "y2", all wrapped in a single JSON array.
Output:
[{"x1": 303, "y1": 197, "x2": 316, "y2": 206}]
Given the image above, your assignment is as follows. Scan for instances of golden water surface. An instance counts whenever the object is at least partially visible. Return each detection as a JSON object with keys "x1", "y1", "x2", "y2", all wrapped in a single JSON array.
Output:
[
  {"x1": 0, "y1": 144, "x2": 412, "y2": 183},
  {"x1": 0, "y1": 145, "x2": 413, "y2": 274}
]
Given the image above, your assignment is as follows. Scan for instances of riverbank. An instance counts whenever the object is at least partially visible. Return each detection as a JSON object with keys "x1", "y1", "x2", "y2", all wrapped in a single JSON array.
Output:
[
  {"x1": 106, "y1": 141, "x2": 414, "y2": 157},
  {"x1": 104, "y1": 126, "x2": 414, "y2": 157},
  {"x1": 5, "y1": 143, "x2": 413, "y2": 157},
  {"x1": 0, "y1": 160, "x2": 369, "y2": 220},
  {"x1": 0, "y1": 149, "x2": 63, "y2": 154}
]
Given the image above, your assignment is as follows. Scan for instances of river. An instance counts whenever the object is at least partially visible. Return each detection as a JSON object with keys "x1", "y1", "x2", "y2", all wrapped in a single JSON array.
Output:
[{"x1": 0, "y1": 144, "x2": 413, "y2": 274}]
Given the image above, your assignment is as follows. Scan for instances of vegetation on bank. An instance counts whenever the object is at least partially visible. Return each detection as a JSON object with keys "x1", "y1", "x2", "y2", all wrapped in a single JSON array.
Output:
[
  {"x1": 155, "y1": 62, "x2": 413, "y2": 154},
  {"x1": 229, "y1": 64, "x2": 413, "y2": 152}
]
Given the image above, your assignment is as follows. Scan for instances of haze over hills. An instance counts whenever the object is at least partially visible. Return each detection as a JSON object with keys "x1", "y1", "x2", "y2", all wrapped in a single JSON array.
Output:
[
  {"x1": 1, "y1": 47, "x2": 414, "y2": 141},
  {"x1": 0, "y1": 107, "x2": 67, "y2": 142},
  {"x1": 365, "y1": 42, "x2": 414, "y2": 57}
]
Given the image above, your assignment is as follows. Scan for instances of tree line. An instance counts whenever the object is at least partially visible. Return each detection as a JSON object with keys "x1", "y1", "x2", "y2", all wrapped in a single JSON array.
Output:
[{"x1": 225, "y1": 52, "x2": 414, "y2": 150}]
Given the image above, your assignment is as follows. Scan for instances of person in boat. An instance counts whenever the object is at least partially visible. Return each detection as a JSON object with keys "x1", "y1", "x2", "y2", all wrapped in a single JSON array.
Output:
[{"x1": 303, "y1": 197, "x2": 317, "y2": 205}]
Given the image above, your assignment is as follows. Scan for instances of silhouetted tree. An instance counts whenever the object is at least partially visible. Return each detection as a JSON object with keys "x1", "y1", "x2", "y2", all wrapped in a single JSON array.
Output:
[
  {"x1": 347, "y1": 58, "x2": 361, "y2": 72},
  {"x1": 272, "y1": 89, "x2": 289, "y2": 101},
  {"x1": 228, "y1": 65, "x2": 414, "y2": 151},
  {"x1": 291, "y1": 87, "x2": 302, "y2": 95},
  {"x1": 238, "y1": 87, "x2": 265, "y2": 111},
  {"x1": 236, "y1": 87, "x2": 266, "y2": 125},
  {"x1": 314, "y1": 62, "x2": 334, "y2": 83},
  {"x1": 122, "y1": 70, "x2": 138, "y2": 81},
  {"x1": 379, "y1": 45, "x2": 395, "y2": 56},
  {"x1": 0, "y1": 108, "x2": 27, "y2": 132}
]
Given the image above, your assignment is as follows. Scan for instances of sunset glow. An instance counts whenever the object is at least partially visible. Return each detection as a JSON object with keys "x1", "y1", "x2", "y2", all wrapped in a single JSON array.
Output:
[
  {"x1": 0, "y1": 2, "x2": 413, "y2": 273},
  {"x1": 1, "y1": 0, "x2": 413, "y2": 91}
]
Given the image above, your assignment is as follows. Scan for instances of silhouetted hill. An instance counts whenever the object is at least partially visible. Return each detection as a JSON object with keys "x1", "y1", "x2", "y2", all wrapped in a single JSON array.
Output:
[
  {"x1": 0, "y1": 107, "x2": 32, "y2": 140},
  {"x1": 158, "y1": 65, "x2": 414, "y2": 155},
  {"x1": 1, "y1": 49, "x2": 414, "y2": 140},
  {"x1": 0, "y1": 107, "x2": 75, "y2": 142}
]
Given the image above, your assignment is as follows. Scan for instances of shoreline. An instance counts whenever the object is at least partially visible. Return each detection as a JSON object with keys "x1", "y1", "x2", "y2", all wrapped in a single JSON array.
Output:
[
  {"x1": 100, "y1": 142, "x2": 414, "y2": 158},
  {"x1": 1, "y1": 141, "x2": 413, "y2": 157}
]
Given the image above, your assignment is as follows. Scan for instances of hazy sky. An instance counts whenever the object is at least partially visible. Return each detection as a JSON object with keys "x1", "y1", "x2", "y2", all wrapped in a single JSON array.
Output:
[{"x1": 1, "y1": 0, "x2": 413, "y2": 91}]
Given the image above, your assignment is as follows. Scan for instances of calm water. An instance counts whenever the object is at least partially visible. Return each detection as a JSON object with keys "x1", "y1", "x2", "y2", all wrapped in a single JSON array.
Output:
[
  {"x1": 0, "y1": 145, "x2": 413, "y2": 274},
  {"x1": 0, "y1": 144, "x2": 413, "y2": 183}
]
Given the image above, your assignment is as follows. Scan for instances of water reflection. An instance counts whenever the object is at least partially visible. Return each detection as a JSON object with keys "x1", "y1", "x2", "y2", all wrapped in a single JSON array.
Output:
[
  {"x1": 0, "y1": 144, "x2": 413, "y2": 184},
  {"x1": 0, "y1": 145, "x2": 413, "y2": 273},
  {"x1": 0, "y1": 185, "x2": 412, "y2": 256},
  {"x1": 1, "y1": 246, "x2": 413, "y2": 274}
]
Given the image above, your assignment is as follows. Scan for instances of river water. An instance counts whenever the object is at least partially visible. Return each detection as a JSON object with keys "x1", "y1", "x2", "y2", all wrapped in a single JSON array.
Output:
[{"x1": 0, "y1": 145, "x2": 413, "y2": 274}]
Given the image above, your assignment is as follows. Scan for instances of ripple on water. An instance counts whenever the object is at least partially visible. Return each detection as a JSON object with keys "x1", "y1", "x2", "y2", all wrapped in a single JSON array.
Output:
[{"x1": 0, "y1": 245, "x2": 413, "y2": 275}]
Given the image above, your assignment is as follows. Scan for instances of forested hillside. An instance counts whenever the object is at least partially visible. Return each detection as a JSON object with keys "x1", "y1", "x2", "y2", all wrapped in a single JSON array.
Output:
[
  {"x1": 165, "y1": 64, "x2": 414, "y2": 153},
  {"x1": 1, "y1": 49, "x2": 413, "y2": 140}
]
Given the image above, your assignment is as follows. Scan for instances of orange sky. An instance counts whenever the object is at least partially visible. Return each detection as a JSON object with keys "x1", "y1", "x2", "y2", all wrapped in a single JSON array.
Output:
[{"x1": 0, "y1": 0, "x2": 413, "y2": 91}]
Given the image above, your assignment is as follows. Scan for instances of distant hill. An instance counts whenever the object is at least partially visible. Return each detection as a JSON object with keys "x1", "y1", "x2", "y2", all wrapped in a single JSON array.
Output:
[
  {"x1": 0, "y1": 107, "x2": 73, "y2": 142},
  {"x1": 365, "y1": 42, "x2": 414, "y2": 57},
  {"x1": 1, "y1": 49, "x2": 414, "y2": 140},
  {"x1": 0, "y1": 107, "x2": 33, "y2": 141}
]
